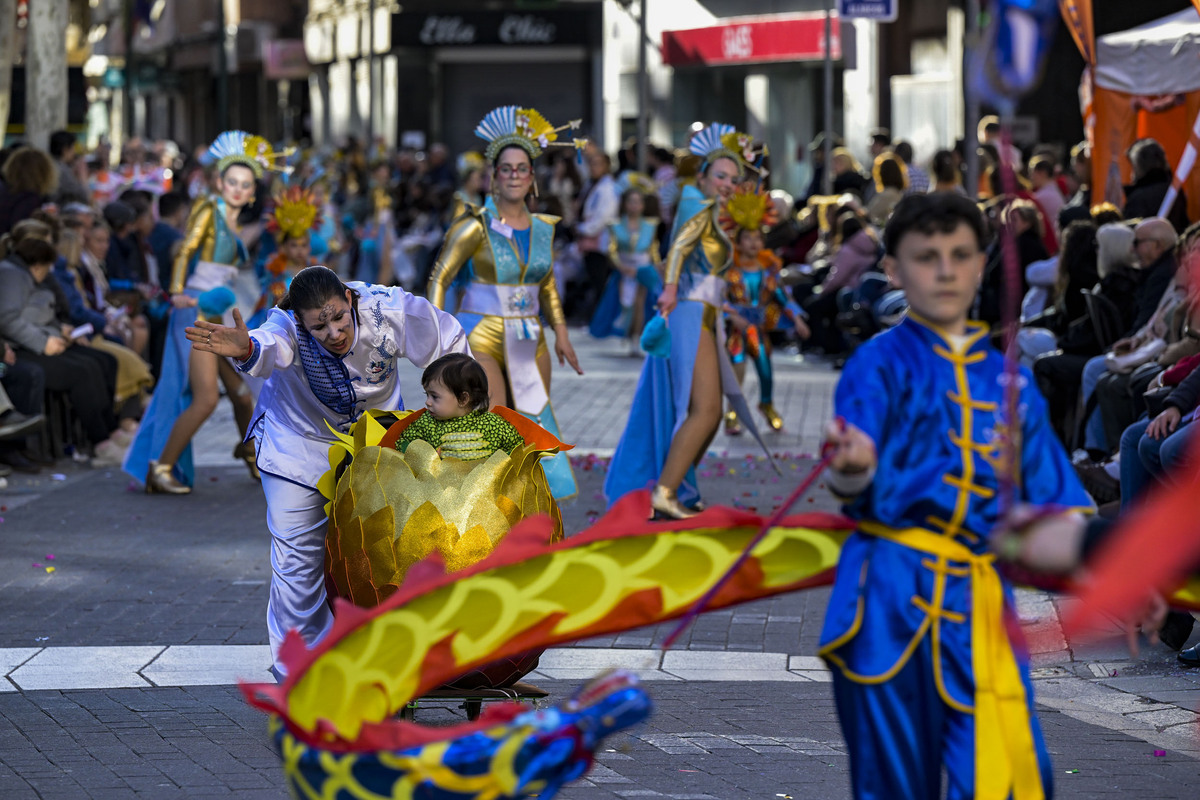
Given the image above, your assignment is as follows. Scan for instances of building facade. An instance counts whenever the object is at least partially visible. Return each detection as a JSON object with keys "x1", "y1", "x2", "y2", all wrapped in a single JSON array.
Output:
[
  {"x1": 87, "y1": 0, "x2": 310, "y2": 151},
  {"x1": 305, "y1": 0, "x2": 604, "y2": 155},
  {"x1": 303, "y1": 0, "x2": 874, "y2": 198}
]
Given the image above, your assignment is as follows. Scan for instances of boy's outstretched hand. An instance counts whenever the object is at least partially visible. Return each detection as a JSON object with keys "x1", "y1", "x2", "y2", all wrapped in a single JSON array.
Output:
[{"x1": 823, "y1": 419, "x2": 876, "y2": 475}]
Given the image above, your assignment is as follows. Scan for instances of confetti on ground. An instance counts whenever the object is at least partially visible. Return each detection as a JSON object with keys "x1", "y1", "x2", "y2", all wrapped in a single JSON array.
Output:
[
  {"x1": 31, "y1": 563, "x2": 42, "y2": 568},
  {"x1": 34, "y1": 637, "x2": 48, "y2": 642},
  {"x1": 45, "y1": 554, "x2": 54, "y2": 560},
  {"x1": 50, "y1": 473, "x2": 67, "y2": 481},
  {"x1": 1154, "y1": 750, "x2": 1166, "y2": 757},
  {"x1": 45, "y1": 567, "x2": 54, "y2": 574},
  {"x1": 1064, "y1": 769, "x2": 1079, "y2": 774}
]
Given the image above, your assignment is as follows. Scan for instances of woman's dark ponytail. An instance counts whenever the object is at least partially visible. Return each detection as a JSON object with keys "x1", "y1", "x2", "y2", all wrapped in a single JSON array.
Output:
[{"x1": 278, "y1": 265, "x2": 352, "y2": 313}]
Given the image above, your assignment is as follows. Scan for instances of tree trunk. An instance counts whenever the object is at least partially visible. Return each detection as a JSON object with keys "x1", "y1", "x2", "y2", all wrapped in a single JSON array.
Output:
[
  {"x1": 0, "y1": 0, "x2": 16, "y2": 139},
  {"x1": 25, "y1": 0, "x2": 68, "y2": 150}
]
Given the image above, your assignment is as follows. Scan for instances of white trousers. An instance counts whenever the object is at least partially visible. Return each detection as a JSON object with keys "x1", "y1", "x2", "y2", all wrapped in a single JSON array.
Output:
[{"x1": 261, "y1": 473, "x2": 334, "y2": 674}]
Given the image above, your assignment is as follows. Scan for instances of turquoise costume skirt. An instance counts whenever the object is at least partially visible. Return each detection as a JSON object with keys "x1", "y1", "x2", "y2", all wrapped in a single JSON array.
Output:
[
  {"x1": 603, "y1": 297, "x2": 712, "y2": 508},
  {"x1": 123, "y1": 303, "x2": 199, "y2": 487}
]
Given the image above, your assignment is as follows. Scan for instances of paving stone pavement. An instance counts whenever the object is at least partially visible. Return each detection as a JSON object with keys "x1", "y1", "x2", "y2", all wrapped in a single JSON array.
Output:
[
  {"x1": 2, "y1": 328, "x2": 1199, "y2": 797},
  {"x1": 1, "y1": 680, "x2": 1198, "y2": 799}
]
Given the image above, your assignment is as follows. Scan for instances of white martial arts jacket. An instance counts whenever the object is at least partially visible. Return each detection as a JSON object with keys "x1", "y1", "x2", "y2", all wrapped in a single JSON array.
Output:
[{"x1": 238, "y1": 281, "x2": 471, "y2": 489}]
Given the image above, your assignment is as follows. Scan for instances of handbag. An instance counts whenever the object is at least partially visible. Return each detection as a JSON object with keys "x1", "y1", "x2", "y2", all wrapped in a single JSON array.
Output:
[
  {"x1": 1144, "y1": 385, "x2": 1173, "y2": 418},
  {"x1": 1105, "y1": 338, "x2": 1166, "y2": 375}
]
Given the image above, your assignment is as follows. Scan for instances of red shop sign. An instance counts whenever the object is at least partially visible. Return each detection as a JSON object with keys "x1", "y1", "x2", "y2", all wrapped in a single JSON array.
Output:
[{"x1": 662, "y1": 14, "x2": 843, "y2": 67}]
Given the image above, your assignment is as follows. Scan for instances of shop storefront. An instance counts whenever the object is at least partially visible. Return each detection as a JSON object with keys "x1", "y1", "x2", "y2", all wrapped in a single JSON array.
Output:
[
  {"x1": 660, "y1": 13, "x2": 854, "y2": 198},
  {"x1": 395, "y1": 6, "x2": 602, "y2": 155},
  {"x1": 307, "y1": 3, "x2": 603, "y2": 153}
]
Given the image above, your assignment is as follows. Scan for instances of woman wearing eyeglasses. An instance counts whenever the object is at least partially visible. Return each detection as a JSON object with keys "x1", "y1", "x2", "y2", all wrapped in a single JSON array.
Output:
[{"x1": 427, "y1": 106, "x2": 585, "y2": 499}]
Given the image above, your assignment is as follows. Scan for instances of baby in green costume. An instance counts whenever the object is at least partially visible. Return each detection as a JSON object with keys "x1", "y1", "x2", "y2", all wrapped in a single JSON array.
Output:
[{"x1": 397, "y1": 353, "x2": 524, "y2": 460}]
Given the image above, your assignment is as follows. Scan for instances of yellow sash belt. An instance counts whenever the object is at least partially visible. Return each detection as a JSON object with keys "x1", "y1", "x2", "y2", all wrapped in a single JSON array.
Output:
[{"x1": 859, "y1": 522, "x2": 1045, "y2": 800}]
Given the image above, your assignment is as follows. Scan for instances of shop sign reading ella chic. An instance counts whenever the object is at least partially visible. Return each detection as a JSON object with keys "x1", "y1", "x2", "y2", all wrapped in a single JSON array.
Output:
[{"x1": 418, "y1": 15, "x2": 557, "y2": 46}]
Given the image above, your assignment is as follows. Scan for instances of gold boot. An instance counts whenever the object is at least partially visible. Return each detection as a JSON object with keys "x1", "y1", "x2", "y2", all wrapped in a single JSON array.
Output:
[
  {"x1": 146, "y1": 461, "x2": 191, "y2": 495},
  {"x1": 650, "y1": 485, "x2": 698, "y2": 520},
  {"x1": 234, "y1": 441, "x2": 261, "y2": 481},
  {"x1": 759, "y1": 402, "x2": 784, "y2": 431},
  {"x1": 724, "y1": 410, "x2": 743, "y2": 436}
]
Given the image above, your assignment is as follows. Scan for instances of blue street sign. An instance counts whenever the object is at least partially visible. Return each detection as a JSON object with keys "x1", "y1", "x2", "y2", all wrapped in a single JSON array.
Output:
[{"x1": 838, "y1": 0, "x2": 897, "y2": 22}]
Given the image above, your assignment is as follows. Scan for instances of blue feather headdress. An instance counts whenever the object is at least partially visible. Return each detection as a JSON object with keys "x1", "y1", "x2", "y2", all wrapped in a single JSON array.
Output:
[
  {"x1": 689, "y1": 122, "x2": 766, "y2": 177},
  {"x1": 201, "y1": 131, "x2": 294, "y2": 179},
  {"x1": 474, "y1": 106, "x2": 588, "y2": 163}
]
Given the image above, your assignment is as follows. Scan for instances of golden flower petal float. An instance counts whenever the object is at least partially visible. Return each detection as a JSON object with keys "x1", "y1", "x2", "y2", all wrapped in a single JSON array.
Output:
[{"x1": 319, "y1": 407, "x2": 569, "y2": 688}]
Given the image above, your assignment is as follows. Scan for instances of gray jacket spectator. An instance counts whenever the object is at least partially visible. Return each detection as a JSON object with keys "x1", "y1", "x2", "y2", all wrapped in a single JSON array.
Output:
[{"x1": 0, "y1": 254, "x2": 59, "y2": 353}]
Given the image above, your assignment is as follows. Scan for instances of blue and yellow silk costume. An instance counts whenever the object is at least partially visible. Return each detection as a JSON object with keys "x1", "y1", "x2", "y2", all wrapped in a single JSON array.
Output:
[
  {"x1": 604, "y1": 184, "x2": 732, "y2": 508},
  {"x1": 427, "y1": 199, "x2": 576, "y2": 500},
  {"x1": 588, "y1": 216, "x2": 662, "y2": 339},
  {"x1": 124, "y1": 196, "x2": 248, "y2": 488},
  {"x1": 819, "y1": 314, "x2": 1094, "y2": 800}
]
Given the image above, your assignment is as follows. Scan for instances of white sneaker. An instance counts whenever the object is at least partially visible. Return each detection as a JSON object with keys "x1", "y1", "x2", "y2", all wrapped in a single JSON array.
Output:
[{"x1": 91, "y1": 439, "x2": 127, "y2": 467}]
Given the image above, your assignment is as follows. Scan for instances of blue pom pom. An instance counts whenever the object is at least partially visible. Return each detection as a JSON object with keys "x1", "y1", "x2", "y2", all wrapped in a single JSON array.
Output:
[
  {"x1": 197, "y1": 286, "x2": 237, "y2": 317},
  {"x1": 640, "y1": 314, "x2": 671, "y2": 358},
  {"x1": 309, "y1": 232, "x2": 328, "y2": 258}
]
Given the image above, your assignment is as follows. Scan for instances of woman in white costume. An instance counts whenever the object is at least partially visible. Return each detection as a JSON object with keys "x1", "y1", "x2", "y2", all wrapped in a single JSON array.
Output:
[{"x1": 187, "y1": 265, "x2": 470, "y2": 677}]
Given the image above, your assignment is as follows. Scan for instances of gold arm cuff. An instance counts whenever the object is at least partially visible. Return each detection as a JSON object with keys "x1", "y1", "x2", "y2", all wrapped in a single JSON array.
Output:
[
  {"x1": 663, "y1": 206, "x2": 711, "y2": 286},
  {"x1": 427, "y1": 213, "x2": 486, "y2": 309},
  {"x1": 539, "y1": 271, "x2": 567, "y2": 329},
  {"x1": 170, "y1": 201, "x2": 216, "y2": 295}
]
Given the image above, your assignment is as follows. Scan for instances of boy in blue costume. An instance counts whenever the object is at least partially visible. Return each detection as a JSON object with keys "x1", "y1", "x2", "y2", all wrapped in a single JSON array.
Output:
[{"x1": 820, "y1": 193, "x2": 1094, "y2": 800}]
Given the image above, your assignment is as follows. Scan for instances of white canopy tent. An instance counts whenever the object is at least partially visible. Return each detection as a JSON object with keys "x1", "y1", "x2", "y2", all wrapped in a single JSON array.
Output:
[
  {"x1": 1089, "y1": 7, "x2": 1200, "y2": 221},
  {"x1": 1095, "y1": 9, "x2": 1200, "y2": 95}
]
